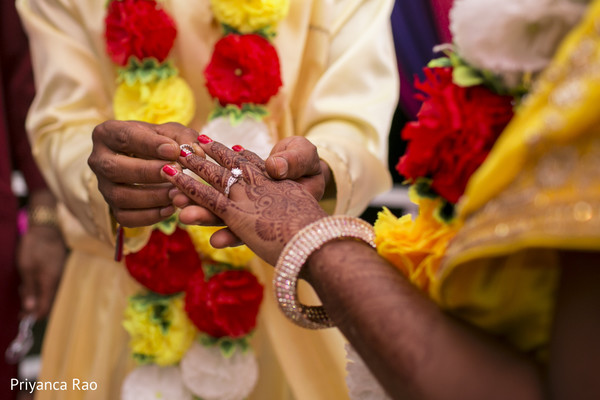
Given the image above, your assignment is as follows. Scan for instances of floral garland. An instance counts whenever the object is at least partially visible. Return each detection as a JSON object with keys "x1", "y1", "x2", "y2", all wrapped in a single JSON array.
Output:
[{"x1": 103, "y1": 1, "x2": 289, "y2": 399}]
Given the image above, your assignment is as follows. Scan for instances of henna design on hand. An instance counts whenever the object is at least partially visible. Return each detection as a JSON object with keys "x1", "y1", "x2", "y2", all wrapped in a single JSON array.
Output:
[
  {"x1": 245, "y1": 180, "x2": 326, "y2": 245},
  {"x1": 169, "y1": 138, "x2": 329, "y2": 264}
]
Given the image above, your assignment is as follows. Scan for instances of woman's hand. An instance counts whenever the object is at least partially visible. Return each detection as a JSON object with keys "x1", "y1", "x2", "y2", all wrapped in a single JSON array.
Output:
[
  {"x1": 162, "y1": 137, "x2": 328, "y2": 266},
  {"x1": 88, "y1": 120, "x2": 200, "y2": 227},
  {"x1": 170, "y1": 135, "x2": 333, "y2": 248}
]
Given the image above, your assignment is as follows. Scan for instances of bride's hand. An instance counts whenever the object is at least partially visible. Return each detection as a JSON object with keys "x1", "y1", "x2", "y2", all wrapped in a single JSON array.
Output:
[{"x1": 161, "y1": 136, "x2": 328, "y2": 266}]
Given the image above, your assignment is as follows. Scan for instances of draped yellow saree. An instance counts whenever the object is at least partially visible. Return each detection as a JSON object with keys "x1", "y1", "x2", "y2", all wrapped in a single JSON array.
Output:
[{"x1": 434, "y1": 1, "x2": 600, "y2": 361}]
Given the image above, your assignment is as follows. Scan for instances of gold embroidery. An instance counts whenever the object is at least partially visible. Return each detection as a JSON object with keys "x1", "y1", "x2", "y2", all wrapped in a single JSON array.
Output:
[
  {"x1": 445, "y1": 135, "x2": 600, "y2": 263},
  {"x1": 445, "y1": 26, "x2": 600, "y2": 266}
]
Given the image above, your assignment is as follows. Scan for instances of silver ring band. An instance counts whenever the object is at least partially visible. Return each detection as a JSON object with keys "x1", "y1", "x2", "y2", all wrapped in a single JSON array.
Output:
[
  {"x1": 224, "y1": 168, "x2": 243, "y2": 196},
  {"x1": 180, "y1": 144, "x2": 194, "y2": 156}
]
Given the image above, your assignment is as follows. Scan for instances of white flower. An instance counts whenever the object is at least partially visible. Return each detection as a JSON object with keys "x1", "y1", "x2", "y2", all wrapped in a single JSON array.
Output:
[
  {"x1": 121, "y1": 365, "x2": 193, "y2": 400},
  {"x1": 179, "y1": 342, "x2": 258, "y2": 400},
  {"x1": 345, "y1": 344, "x2": 390, "y2": 400},
  {"x1": 450, "y1": 0, "x2": 588, "y2": 87},
  {"x1": 201, "y1": 116, "x2": 275, "y2": 159}
]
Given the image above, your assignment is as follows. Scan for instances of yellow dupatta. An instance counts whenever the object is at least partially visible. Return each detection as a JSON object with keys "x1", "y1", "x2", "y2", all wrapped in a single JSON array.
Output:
[{"x1": 432, "y1": 0, "x2": 600, "y2": 360}]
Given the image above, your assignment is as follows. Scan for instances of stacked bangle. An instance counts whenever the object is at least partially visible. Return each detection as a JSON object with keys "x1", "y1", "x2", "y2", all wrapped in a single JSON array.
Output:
[
  {"x1": 273, "y1": 215, "x2": 376, "y2": 329},
  {"x1": 28, "y1": 205, "x2": 59, "y2": 228}
]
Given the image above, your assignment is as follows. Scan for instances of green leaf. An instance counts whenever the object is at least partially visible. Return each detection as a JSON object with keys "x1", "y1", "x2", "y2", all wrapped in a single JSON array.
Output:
[
  {"x1": 155, "y1": 214, "x2": 178, "y2": 235},
  {"x1": 130, "y1": 291, "x2": 178, "y2": 305},
  {"x1": 117, "y1": 58, "x2": 178, "y2": 85},
  {"x1": 219, "y1": 339, "x2": 236, "y2": 358},
  {"x1": 435, "y1": 200, "x2": 456, "y2": 224},
  {"x1": 412, "y1": 178, "x2": 439, "y2": 200},
  {"x1": 197, "y1": 333, "x2": 253, "y2": 358},
  {"x1": 221, "y1": 24, "x2": 240, "y2": 36},
  {"x1": 220, "y1": 23, "x2": 277, "y2": 40},
  {"x1": 427, "y1": 57, "x2": 452, "y2": 68},
  {"x1": 133, "y1": 353, "x2": 155, "y2": 365},
  {"x1": 208, "y1": 104, "x2": 269, "y2": 124},
  {"x1": 202, "y1": 262, "x2": 240, "y2": 280},
  {"x1": 452, "y1": 65, "x2": 484, "y2": 87}
]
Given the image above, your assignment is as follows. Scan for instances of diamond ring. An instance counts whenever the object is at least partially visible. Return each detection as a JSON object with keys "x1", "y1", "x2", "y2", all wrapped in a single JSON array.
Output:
[{"x1": 224, "y1": 168, "x2": 243, "y2": 196}]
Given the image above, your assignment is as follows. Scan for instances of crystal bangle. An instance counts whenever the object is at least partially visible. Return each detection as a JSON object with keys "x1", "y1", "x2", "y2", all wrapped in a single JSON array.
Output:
[{"x1": 273, "y1": 215, "x2": 376, "y2": 329}]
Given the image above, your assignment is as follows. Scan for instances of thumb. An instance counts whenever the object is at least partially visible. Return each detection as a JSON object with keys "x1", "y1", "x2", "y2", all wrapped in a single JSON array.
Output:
[{"x1": 266, "y1": 149, "x2": 321, "y2": 180}]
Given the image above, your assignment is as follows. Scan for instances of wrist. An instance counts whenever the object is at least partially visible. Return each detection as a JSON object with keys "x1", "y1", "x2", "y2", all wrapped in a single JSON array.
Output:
[
  {"x1": 28, "y1": 205, "x2": 59, "y2": 229},
  {"x1": 273, "y1": 215, "x2": 376, "y2": 329}
]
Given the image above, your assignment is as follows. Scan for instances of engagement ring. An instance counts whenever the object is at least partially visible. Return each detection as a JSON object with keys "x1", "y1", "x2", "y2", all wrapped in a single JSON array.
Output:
[{"x1": 224, "y1": 168, "x2": 243, "y2": 196}]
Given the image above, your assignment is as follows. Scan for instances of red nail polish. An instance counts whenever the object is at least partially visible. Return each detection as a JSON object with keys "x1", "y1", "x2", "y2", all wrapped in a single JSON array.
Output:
[
  {"x1": 198, "y1": 134, "x2": 213, "y2": 144},
  {"x1": 162, "y1": 165, "x2": 178, "y2": 176},
  {"x1": 232, "y1": 145, "x2": 244, "y2": 152},
  {"x1": 180, "y1": 148, "x2": 192, "y2": 157}
]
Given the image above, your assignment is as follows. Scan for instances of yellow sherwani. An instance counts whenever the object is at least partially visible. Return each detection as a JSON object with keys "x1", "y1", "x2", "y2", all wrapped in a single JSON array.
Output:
[{"x1": 16, "y1": 0, "x2": 398, "y2": 399}]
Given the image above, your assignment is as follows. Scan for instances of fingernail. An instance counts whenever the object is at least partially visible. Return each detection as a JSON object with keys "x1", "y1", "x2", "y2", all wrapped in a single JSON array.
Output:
[
  {"x1": 180, "y1": 144, "x2": 193, "y2": 157},
  {"x1": 157, "y1": 143, "x2": 177, "y2": 158},
  {"x1": 160, "y1": 205, "x2": 175, "y2": 217},
  {"x1": 198, "y1": 134, "x2": 213, "y2": 144},
  {"x1": 162, "y1": 164, "x2": 178, "y2": 176},
  {"x1": 273, "y1": 157, "x2": 288, "y2": 178},
  {"x1": 232, "y1": 145, "x2": 244, "y2": 152},
  {"x1": 168, "y1": 187, "x2": 179, "y2": 200}
]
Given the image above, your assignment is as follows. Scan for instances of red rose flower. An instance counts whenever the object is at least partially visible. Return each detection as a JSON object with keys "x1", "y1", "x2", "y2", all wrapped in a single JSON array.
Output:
[
  {"x1": 204, "y1": 34, "x2": 282, "y2": 106},
  {"x1": 105, "y1": 0, "x2": 177, "y2": 66},
  {"x1": 185, "y1": 269, "x2": 263, "y2": 338},
  {"x1": 125, "y1": 227, "x2": 203, "y2": 294},
  {"x1": 397, "y1": 67, "x2": 514, "y2": 203}
]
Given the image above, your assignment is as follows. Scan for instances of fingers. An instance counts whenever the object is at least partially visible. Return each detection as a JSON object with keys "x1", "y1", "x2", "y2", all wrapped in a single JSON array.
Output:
[
  {"x1": 92, "y1": 120, "x2": 181, "y2": 161},
  {"x1": 101, "y1": 182, "x2": 173, "y2": 209},
  {"x1": 89, "y1": 145, "x2": 178, "y2": 186},
  {"x1": 177, "y1": 204, "x2": 225, "y2": 226},
  {"x1": 232, "y1": 145, "x2": 266, "y2": 172},
  {"x1": 197, "y1": 135, "x2": 262, "y2": 175},
  {"x1": 161, "y1": 163, "x2": 231, "y2": 218},
  {"x1": 155, "y1": 122, "x2": 203, "y2": 156},
  {"x1": 265, "y1": 136, "x2": 321, "y2": 179},
  {"x1": 195, "y1": 136, "x2": 268, "y2": 191},
  {"x1": 210, "y1": 228, "x2": 244, "y2": 248},
  {"x1": 99, "y1": 180, "x2": 175, "y2": 227},
  {"x1": 112, "y1": 205, "x2": 176, "y2": 228},
  {"x1": 178, "y1": 151, "x2": 235, "y2": 195}
]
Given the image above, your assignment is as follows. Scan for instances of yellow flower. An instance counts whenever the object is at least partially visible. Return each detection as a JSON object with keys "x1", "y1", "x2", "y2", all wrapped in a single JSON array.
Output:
[
  {"x1": 113, "y1": 76, "x2": 195, "y2": 125},
  {"x1": 186, "y1": 225, "x2": 255, "y2": 267},
  {"x1": 123, "y1": 294, "x2": 196, "y2": 366},
  {"x1": 374, "y1": 198, "x2": 459, "y2": 296},
  {"x1": 210, "y1": 0, "x2": 290, "y2": 33}
]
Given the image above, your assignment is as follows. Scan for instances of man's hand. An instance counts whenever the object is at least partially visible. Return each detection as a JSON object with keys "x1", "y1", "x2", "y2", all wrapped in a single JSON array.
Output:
[
  {"x1": 88, "y1": 120, "x2": 199, "y2": 227},
  {"x1": 265, "y1": 136, "x2": 332, "y2": 201}
]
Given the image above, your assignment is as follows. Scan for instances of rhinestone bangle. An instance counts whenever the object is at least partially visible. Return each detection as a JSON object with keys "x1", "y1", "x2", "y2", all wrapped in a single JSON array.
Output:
[{"x1": 273, "y1": 215, "x2": 376, "y2": 329}]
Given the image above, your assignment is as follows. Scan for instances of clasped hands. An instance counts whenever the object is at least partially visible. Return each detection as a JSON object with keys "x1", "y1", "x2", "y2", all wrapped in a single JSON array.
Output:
[{"x1": 88, "y1": 121, "x2": 329, "y2": 263}]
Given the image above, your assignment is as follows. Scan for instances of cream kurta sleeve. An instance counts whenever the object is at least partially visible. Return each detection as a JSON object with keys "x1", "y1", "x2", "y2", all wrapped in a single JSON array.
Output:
[
  {"x1": 295, "y1": 0, "x2": 398, "y2": 216},
  {"x1": 16, "y1": 1, "x2": 399, "y2": 399},
  {"x1": 17, "y1": 0, "x2": 117, "y2": 246}
]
